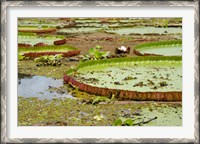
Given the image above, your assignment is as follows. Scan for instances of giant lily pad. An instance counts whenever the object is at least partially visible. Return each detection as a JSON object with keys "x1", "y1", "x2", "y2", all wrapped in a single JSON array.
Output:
[
  {"x1": 105, "y1": 27, "x2": 182, "y2": 35},
  {"x1": 133, "y1": 40, "x2": 182, "y2": 56},
  {"x1": 18, "y1": 45, "x2": 81, "y2": 58},
  {"x1": 64, "y1": 56, "x2": 182, "y2": 101},
  {"x1": 18, "y1": 26, "x2": 56, "y2": 34},
  {"x1": 57, "y1": 27, "x2": 101, "y2": 35},
  {"x1": 18, "y1": 33, "x2": 65, "y2": 46},
  {"x1": 18, "y1": 18, "x2": 65, "y2": 27}
]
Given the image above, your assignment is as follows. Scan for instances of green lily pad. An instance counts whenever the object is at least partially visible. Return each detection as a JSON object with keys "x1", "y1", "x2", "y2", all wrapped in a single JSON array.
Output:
[{"x1": 67, "y1": 56, "x2": 182, "y2": 92}]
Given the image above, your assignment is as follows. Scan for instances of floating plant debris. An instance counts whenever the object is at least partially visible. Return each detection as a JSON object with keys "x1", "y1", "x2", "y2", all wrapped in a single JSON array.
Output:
[{"x1": 123, "y1": 76, "x2": 135, "y2": 81}]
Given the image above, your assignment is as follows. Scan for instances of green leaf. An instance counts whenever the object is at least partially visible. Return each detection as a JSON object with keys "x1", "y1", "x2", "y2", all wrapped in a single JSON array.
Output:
[
  {"x1": 43, "y1": 56, "x2": 49, "y2": 60},
  {"x1": 124, "y1": 119, "x2": 133, "y2": 126},
  {"x1": 48, "y1": 55, "x2": 55, "y2": 61},
  {"x1": 134, "y1": 40, "x2": 182, "y2": 50},
  {"x1": 34, "y1": 57, "x2": 41, "y2": 62},
  {"x1": 92, "y1": 96, "x2": 110, "y2": 105},
  {"x1": 101, "y1": 51, "x2": 110, "y2": 58},
  {"x1": 55, "y1": 54, "x2": 63, "y2": 59},
  {"x1": 113, "y1": 119, "x2": 122, "y2": 126},
  {"x1": 95, "y1": 45, "x2": 101, "y2": 50},
  {"x1": 18, "y1": 54, "x2": 25, "y2": 61},
  {"x1": 89, "y1": 48, "x2": 96, "y2": 55},
  {"x1": 94, "y1": 51, "x2": 102, "y2": 59},
  {"x1": 71, "y1": 117, "x2": 80, "y2": 121},
  {"x1": 118, "y1": 117, "x2": 128, "y2": 123}
]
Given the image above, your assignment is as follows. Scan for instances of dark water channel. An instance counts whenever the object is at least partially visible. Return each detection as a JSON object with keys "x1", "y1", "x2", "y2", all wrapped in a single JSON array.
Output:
[{"x1": 18, "y1": 74, "x2": 74, "y2": 100}]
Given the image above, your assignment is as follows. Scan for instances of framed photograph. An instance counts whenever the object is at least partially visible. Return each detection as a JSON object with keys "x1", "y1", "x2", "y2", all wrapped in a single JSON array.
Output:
[{"x1": 1, "y1": 1, "x2": 199, "y2": 143}]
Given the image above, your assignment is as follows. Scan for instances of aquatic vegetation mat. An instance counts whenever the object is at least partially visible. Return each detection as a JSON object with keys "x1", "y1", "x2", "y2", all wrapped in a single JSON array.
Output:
[
  {"x1": 64, "y1": 56, "x2": 182, "y2": 101},
  {"x1": 18, "y1": 45, "x2": 81, "y2": 58},
  {"x1": 133, "y1": 40, "x2": 182, "y2": 56},
  {"x1": 18, "y1": 60, "x2": 76, "y2": 79},
  {"x1": 34, "y1": 54, "x2": 68, "y2": 67},
  {"x1": 18, "y1": 97, "x2": 182, "y2": 126}
]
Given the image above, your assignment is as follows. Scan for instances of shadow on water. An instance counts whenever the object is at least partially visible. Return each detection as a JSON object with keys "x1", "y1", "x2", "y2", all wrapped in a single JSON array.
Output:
[{"x1": 18, "y1": 73, "x2": 74, "y2": 100}]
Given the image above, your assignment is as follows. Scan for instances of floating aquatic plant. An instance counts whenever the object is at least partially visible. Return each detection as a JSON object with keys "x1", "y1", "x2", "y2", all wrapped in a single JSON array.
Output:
[
  {"x1": 18, "y1": 33, "x2": 66, "y2": 46},
  {"x1": 18, "y1": 53, "x2": 25, "y2": 61},
  {"x1": 34, "y1": 54, "x2": 63, "y2": 66},
  {"x1": 70, "y1": 56, "x2": 182, "y2": 74},
  {"x1": 92, "y1": 96, "x2": 110, "y2": 105},
  {"x1": 79, "y1": 45, "x2": 110, "y2": 61},
  {"x1": 134, "y1": 40, "x2": 182, "y2": 49},
  {"x1": 115, "y1": 46, "x2": 130, "y2": 54},
  {"x1": 19, "y1": 45, "x2": 80, "y2": 58},
  {"x1": 133, "y1": 40, "x2": 182, "y2": 56},
  {"x1": 18, "y1": 26, "x2": 57, "y2": 34},
  {"x1": 18, "y1": 32, "x2": 37, "y2": 36},
  {"x1": 19, "y1": 45, "x2": 76, "y2": 52},
  {"x1": 94, "y1": 114, "x2": 105, "y2": 121},
  {"x1": 113, "y1": 116, "x2": 157, "y2": 126},
  {"x1": 64, "y1": 56, "x2": 182, "y2": 101}
]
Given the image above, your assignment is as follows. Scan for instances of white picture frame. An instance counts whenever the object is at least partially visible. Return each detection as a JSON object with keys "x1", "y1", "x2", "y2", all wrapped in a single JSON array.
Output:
[{"x1": 1, "y1": 1, "x2": 199, "y2": 143}]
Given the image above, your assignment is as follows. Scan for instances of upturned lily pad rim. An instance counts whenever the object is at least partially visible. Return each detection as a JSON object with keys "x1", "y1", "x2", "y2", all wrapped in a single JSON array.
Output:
[
  {"x1": 18, "y1": 32, "x2": 37, "y2": 36},
  {"x1": 63, "y1": 75, "x2": 182, "y2": 101},
  {"x1": 18, "y1": 25, "x2": 56, "y2": 29},
  {"x1": 18, "y1": 32, "x2": 65, "y2": 39},
  {"x1": 66, "y1": 56, "x2": 182, "y2": 75},
  {"x1": 134, "y1": 40, "x2": 182, "y2": 50},
  {"x1": 18, "y1": 45, "x2": 79, "y2": 53},
  {"x1": 18, "y1": 26, "x2": 57, "y2": 33}
]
